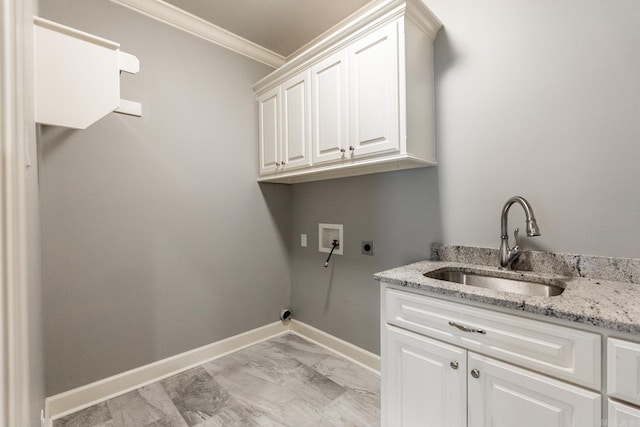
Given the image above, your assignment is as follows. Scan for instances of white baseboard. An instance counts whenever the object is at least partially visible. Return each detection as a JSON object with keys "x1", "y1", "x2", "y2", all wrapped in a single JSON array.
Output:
[
  {"x1": 46, "y1": 320, "x2": 380, "y2": 422},
  {"x1": 46, "y1": 321, "x2": 289, "y2": 420},
  {"x1": 289, "y1": 320, "x2": 380, "y2": 374}
]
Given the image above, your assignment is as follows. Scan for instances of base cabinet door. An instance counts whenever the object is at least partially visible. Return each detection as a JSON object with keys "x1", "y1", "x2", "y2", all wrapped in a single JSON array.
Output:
[
  {"x1": 467, "y1": 353, "x2": 600, "y2": 427},
  {"x1": 383, "y1": 324, "x2": 467, "y2": 427},
  {"x1": 608, "y1": 399, "x2": 640, "y2": 427}
]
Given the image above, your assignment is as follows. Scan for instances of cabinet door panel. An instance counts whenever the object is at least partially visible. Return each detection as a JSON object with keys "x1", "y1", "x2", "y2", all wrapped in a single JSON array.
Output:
[
  {"x1": 383, "y1": 324, "x2": 466, "y2": 427},
  {"x1": 258, "y1": 86, "x2": 280, "y2": 175},
  {"x1": 468, "y1": 353, "x2": 600, "y2": 427},
  {"x1": 311, "y1": 51, "x2": 348, "y2": 164},
  {"x1": 349, "y1": 21, "x2": 399, "y2": 157},
  {"x1": 608, "y1": 338, "x2": 640, "y2": 406},
  {"x1": 608, "y1": 399, "x2": 640, "y2": 427},
  {"x1": 282, "y1": 71, "x2": 312, "y2": 170}
]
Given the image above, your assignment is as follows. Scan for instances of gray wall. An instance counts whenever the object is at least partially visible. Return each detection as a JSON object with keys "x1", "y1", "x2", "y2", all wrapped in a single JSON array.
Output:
[
  {"x1": 290, "y1": 169, "x2": 442, "y2": 354},
  {"x1": 290, "y1": 0, "x2": 640, "y2": 354},
  {"x1": 38, "y1": 0, "x2": 289, "y2": 395},
  {"x1": 38, "y1": 0, "x2": 640, "y2": 395},
  {"x1": 430, "y1": 0, "x2": 640, "y2": 259}
]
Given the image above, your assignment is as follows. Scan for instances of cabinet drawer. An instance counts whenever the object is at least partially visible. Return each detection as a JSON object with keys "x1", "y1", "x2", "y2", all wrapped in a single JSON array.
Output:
[
  {"x1": 608, "y1": 399, "x2": 640, "y2": 427},
  {"x1": 608, "y1": 338, "x2": 640, "y2": 405},
  {"x1": 384, "y1": 287, "x2": 601, "y2": 389}
]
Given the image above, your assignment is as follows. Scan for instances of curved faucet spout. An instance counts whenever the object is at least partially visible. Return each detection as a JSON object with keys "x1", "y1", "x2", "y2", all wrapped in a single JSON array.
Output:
[{"x1": 499, "y1": 196, "x2": 541, "y2": 269}]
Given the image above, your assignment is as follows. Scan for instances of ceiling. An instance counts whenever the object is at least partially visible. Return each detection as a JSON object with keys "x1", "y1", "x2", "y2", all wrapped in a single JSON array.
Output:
[{"x1": 162, "y1": 0, "x2": 373, "y2": 58}]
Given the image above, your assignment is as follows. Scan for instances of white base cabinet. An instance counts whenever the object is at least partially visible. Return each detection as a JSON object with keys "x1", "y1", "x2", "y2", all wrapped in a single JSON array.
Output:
[
  {"x1": 381, "y1": 285, "x2": 602, "y2": 427},
  {"x1": 607, "y1": 338, "x2": 640, "y2": 426},
  {"x1": 468, "y1": 353, "x2": 600, "y2": 427},
  {"x1": 383, "y1": 324, "x2": 467, "y2": 427},
  {"x1": 609, "y1": 399, "x2": 640, "y2": 427}
]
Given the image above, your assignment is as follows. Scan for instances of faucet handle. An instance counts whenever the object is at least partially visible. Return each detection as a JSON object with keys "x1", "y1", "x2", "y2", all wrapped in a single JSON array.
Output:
[{"x1": 513, "y1": 227, "x2": 520, "y2": 248}]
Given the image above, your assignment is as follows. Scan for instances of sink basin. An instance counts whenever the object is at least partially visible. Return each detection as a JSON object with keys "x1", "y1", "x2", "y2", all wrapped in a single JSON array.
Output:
[{"x1": 424, "y1": 267, "x2": 565, "y2": 297}]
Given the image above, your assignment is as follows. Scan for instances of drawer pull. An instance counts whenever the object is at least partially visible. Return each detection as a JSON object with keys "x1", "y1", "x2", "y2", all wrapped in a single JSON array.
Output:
[{"x1": 448, "y1": 321, "x2": 486, "y2": 335}]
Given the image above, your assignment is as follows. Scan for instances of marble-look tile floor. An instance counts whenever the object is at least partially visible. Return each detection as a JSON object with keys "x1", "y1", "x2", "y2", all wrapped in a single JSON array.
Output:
[{"x1": 53, "y1": 333, "x2": 380, "y2": 427}]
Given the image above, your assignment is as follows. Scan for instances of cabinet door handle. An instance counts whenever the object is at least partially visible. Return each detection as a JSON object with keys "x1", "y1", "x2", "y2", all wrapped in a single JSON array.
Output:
[
  {"x1": 450, "y1": 361, "x2": 459, "y2": 370},
  {"x1": 448, "y1": 321, "x2": 486, "y2": 335},
  {"x1": 275, "y1": 161, "x2": 281, "y2": 166},
  {"x1": 340, "y1": 148, "x2": 346, "y2": 153},
  {"x1": 281, "y1": 161, "x2": 286, "y2": 165},
  {"x1": 471, "y1": 369, "x2": 480, "y2": 379},
  {"x1": 349, "y1": 146, "x2": 355, "y2": 151}
]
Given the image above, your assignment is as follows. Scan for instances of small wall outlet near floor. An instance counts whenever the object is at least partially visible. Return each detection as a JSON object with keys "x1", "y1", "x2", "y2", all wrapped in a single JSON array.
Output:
[
  {"x1": 361, "y1": 240, "x2": 374, "y2": 256},
  {"x1": 318, "y1": 223, "x2": 343, "y2": 255},
  {"x1": 301, "y1": 234, "x2": 307, "y2": 247}
]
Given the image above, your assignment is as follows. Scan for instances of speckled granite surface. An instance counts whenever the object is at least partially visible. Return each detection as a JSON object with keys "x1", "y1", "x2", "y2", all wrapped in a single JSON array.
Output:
[
  {"x1": 375, "y1": 245, "x2": 640, "y2": 335},
  {"x1": 431, "y1": 243, "x2": 640, "y2": 284}
]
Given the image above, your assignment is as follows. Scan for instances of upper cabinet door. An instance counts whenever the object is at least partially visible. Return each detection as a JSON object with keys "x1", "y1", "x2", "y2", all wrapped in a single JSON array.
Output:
[
  {"x1": 281, "y1": 71, "x2": 312, "y2": 170},
  {"x1": 467, "y1": 353, "x2": 601, "y2": 427},
  {"x1": 348, "y1": 21, "x2": 400, "y2": 158},
  {"x1": 311, "y1": 50, "x2": 349, "y2": 164},
  {"x1": 258, "y1": 86, "x2": 281, "y2": 175}
]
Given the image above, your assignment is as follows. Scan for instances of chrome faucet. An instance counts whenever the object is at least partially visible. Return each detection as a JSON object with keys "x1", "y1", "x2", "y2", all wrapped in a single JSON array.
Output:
[{"x1": 499, "y1": 196, "x2": 541, "y2": 269}]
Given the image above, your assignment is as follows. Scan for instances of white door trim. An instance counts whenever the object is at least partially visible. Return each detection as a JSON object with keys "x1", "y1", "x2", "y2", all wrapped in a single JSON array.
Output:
[{"x1": 0, "y1": 0, "x2": 34, "y2": 426}]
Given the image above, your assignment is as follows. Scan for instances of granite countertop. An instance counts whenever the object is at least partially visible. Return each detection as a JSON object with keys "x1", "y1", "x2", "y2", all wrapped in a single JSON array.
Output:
[{"x1": 375, "y1": 259, "x2": 640, "y2": 335}]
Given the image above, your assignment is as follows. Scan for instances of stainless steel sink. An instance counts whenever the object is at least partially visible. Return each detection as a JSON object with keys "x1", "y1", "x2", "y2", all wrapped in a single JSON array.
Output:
[{"x1": 424, "y1": 267, "x2": 565, "y2": 297}]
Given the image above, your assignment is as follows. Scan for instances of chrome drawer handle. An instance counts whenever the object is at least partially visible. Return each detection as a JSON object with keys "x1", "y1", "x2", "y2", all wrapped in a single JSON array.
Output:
[{"x1": 448, "y1": 321, "x2": 486, "y2": 335}]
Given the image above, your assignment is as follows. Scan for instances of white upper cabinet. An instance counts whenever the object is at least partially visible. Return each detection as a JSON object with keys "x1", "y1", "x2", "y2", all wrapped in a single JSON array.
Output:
[
  {"x1": 257, "y1": 86, "x2": 280, "y2": 175},
  {"x1": 311, "y1": 51, "x2": 349, "y2": 164},
  {"x1": 282, "y1": 71, "x2": 312, "y2": 170},
  {"x1": 260, "y1": 72, "x2": 313, "y2": 174},
  {"x1": 253, "y1": 0, "x2": 442, "y2": 183},
  {"x1": 348, "y1": 21, "x2": 399, "y2": 158}
]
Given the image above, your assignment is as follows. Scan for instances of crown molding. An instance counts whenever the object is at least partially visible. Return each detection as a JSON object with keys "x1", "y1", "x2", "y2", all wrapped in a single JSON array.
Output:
[
  {"x1": 109, "y1": 0, "x2": 286, "y2": 68},
  {"x1": 406, "y1": 0, "x2": 442, "y2": 40},
  {"x1": 252, "y1": 0, "x2": 442, "y2": 94}
]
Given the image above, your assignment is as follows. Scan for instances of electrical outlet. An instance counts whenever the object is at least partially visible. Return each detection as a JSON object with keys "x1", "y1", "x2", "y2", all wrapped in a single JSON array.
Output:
[
  {"x1": 361, "y1": 240, "x2": 374, "y2": 256},
  {"x1": 301, "y1": 234, "x2": 307, "y2": 247}
]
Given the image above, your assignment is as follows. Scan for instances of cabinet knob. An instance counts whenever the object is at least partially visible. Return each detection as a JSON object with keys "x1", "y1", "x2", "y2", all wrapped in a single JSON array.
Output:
[
  {"x1": 340, "y1": 148, "x2": 346, "y2": 153},
  {"x1": 275, "y1": 162, "x2": 281, "y2": 166},
  {"x1": 450, "y1": 361, "x2": 459, "y2": 370},
  {"x1": 349, "y1": 146, "x2": 355, "y2": 151},
  {"x1": 471, "y1": 369, "x2": 480, "y2": 379},
  {"x1": 281, "y1": 161, "x2": 286, "y2": 165}
]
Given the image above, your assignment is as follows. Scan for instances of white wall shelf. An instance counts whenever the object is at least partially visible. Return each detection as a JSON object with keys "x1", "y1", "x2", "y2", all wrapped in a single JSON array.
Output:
[{"x1": 34, "y1": 17, "x2": 142, "y2": 129}]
